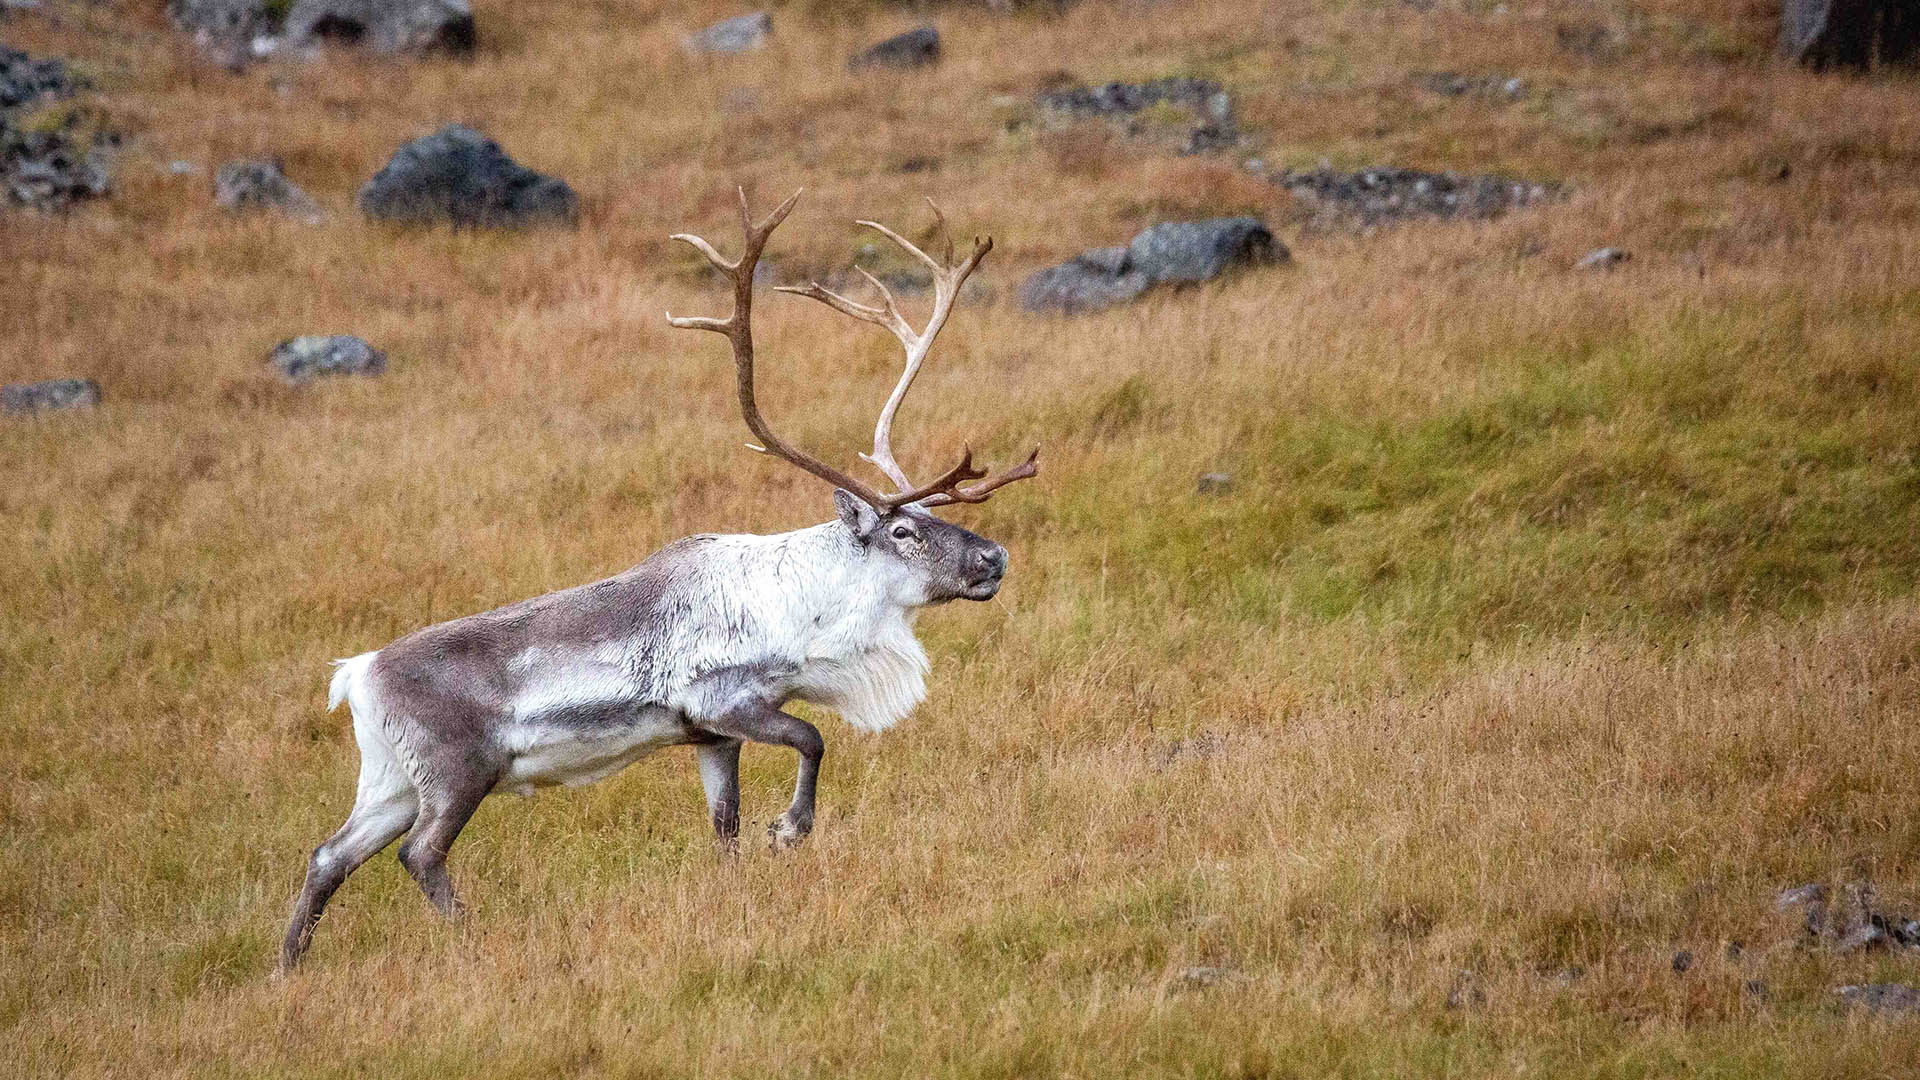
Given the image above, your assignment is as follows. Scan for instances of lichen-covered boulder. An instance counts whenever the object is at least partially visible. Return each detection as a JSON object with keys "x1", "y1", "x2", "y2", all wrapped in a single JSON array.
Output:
[
  {"x1": 1018, "y1": 219, "x2": 1287, "y2": 314},
  {"x1": 214, "y1": 158, "x2": 324, "y2": 223},
  {"x1": 283, "y1": 0, "x2": 475, "y2": 55},
  {"x1": 1015, "y1": 246, "x2": 1151, "y2": 315},
  {"x1": 3, "y1": 378, "x2": 101, "y2": 414},
  {"x1": 3, "y1": 51, "x2": 113, "y2": 214},
  {"x1": 1, "y1": 45, "x2": 86, "y2": 110},
  {"x1": 1125, "y1": 218, "x2": 1282, "y2": 285},
  {"x1": 268, "y1": 335, "x2": 386, "y2": 382},
  {"x1": 356, "y1": 125, "x2": 577, "y2": 229}
]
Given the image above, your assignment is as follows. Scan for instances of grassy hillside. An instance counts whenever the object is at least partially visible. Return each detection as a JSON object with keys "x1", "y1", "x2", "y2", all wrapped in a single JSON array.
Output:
[{"x1": 5, "y1": 0, "x2": 1920, "y2": 1075}]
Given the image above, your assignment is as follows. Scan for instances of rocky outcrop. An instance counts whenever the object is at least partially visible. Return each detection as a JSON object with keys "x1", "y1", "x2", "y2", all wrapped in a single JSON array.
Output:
[
  {"x1": 1274, "y1": 165, "x2": 1555, "y2": 228},
  {"x1": 3, "y1": 378, "x2": 100, "y2": 415},
  {"x1": 2, "y1": 48, "x2": 112, "y2": 212},
  {"x1": 357, "y1": 125, "x2": 577, "y2": 229},
  {"x1": 850, "y1": 26, "x2": 940, "y2": 71},
  {"x1": 1038, "y1": 76, "x2": 1237, "y2": 155},
  {"x1": 268, "y1": 336, "x2": 387, "y2": 382},
  {"x1": 1, "y1": 45, "x2": 86, "y2": 110},
  {"x1": 167, "y1": 0, "x2": 271, "y2": 43},
  {"x1": 214, "y1": 158, "x2": 324, "y2": 223},
  {"x1": 682, "y1": 12, "x2": 771, "y2": 56},
  {"x1": 1018, "y1": 217, "x2": 1286, "y2": 314}
]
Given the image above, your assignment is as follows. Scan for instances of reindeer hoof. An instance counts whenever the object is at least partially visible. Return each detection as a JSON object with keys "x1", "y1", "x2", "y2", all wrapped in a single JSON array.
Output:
[{"x1": 768, "y1": 814, "x2": 811, "y2": 850}]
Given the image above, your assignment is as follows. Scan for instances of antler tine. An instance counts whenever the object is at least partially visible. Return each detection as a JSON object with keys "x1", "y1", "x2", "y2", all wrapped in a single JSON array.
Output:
[
  {"x1": 925, "y1": 197, "x2": 954, "y2": 266},
  {"x1": 666, "y1": 188, "x2": 900, "y2": 510},
  {"x1": 775, "y1": 274, "x2": 913, "y2": 341},
  {"x1": 920, "y1": 448, "x2": 1040, "y2": 507}
]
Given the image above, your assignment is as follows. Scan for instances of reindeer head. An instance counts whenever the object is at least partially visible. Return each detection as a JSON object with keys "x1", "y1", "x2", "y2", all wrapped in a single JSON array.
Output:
[{"x1": 667, "y1": 190, "x2": 1037, "y2": 606}]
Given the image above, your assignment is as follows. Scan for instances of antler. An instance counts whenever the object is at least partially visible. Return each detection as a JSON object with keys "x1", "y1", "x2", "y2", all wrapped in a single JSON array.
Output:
[
  {"x1": 667, "y1": 190, "x2": 1037, "y2": 512},
  {"x1": 776, "y1": 199, "x2": 1039, "y2": 508}
]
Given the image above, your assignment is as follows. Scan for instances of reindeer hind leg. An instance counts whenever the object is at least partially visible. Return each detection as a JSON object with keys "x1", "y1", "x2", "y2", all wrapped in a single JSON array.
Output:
[
  {"x1": 396, "y1": 767, "x2": 494, "y2": 918},
  {"x1": 280, "y1": 739, "x2": 419, "y2": 972}
]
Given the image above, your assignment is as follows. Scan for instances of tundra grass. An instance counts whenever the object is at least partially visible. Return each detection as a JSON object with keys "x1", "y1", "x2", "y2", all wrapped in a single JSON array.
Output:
[{"x1": 5, "y1": 1, "x2": 1920, "y2": 1076}]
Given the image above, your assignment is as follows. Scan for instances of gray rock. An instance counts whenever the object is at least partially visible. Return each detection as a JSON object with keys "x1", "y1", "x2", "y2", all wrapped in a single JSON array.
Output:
[
  {"x1": 682, "y1": 12, "x2": 770, "y2": 56},
  {"x1": 268, "y1": 335, "x2": 386, "y2": 382},
  {"x1": 1776, "y1": 882, "x2": 1827, "y2": 911},
  {"x1": 1782, "y1": 0, "x2": 1918, "y2": 70},
  {"x1": 1277, "y1": 165, "x2": 1555, "y2": 228},
  {"x1": 214, "y1": 158, "x2": 323, "y2": 223},
  {"x1": 1, "y1": 45, "x2": 86, "y2": 110},
  {"x1": 2, "y1": 55, "x2": 114, "y2": 213},
  {"x1": 167, "y1": 0, "x2": 271, "y2": 42},
  {"x1": 1836, "y1": 983, "x2": 1920, "y2": 1013},
  {"x1": 1039, "y1": 76, "x2": 1238, "y2": 154},
  {"x1": 1038, "y1": 76, "x2": 1224, "y2": 119},
  {"x1": 850, "y1": 26, "x2": 939, "y2": 71},
  {"x1": 3, "y1": 378, "x2": 100, "y2": 414},
  {"x1": 1776, "y1": 878, "x2": 1920, "y2": 952},
  {"x1": 1414, "y1": 71, "x2": 1527, "y2": 100},
  {"x1": 357, "y1": 125, "x2": 576, "y2": 229},
  {"x1": 1155, "y1": 731, "x2": 1228, "y2": 767},
  {"x1": 1127, "y1": 218, "x2": 1284, "y2": 284},
  {"x1": 1671, "y1": 950, "x2": 1693, "y2": 973},
  {"x1": 1019, "y1": 219, "x2": 1285, "y2": 315},
  {"x1": 283, "y1": 0, "x2": 475, "y2": 55},
  {"x1": 1196, "y1": 472, "x2": 1232, "y2": 495},
  {"x1": 1016, "y1": 250, "x2": 1151, "y2": 314},
  {"x1": 1174, "y1": 965, "x2": 1243, "y2": 990},
  {"x1": 1575, "y1": 247, "x2": 1629, "y2": 271}
]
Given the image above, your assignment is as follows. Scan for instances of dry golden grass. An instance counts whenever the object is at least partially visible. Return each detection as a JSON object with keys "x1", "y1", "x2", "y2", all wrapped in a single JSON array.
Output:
[{"x1": 5, "y1": 0, "x2": 1920, "y2": 1075}]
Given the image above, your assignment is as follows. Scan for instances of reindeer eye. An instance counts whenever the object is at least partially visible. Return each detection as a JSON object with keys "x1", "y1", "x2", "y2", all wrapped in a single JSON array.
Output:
[{"x1": 890, "y1": 524, "x2": 914, "y2": 541}]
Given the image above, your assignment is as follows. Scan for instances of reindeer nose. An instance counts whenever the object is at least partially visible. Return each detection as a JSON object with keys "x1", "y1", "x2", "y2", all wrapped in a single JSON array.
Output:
[{"x1": 976, "y1": 544, "x2": 1009, "y2": 577}]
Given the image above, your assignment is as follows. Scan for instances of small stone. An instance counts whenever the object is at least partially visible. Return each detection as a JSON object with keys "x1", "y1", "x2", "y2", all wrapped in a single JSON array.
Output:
[
  {"x1": 2, "y1": 377, "x2": 101, "y2": 415},
  {"x1": 268, "y1": 335, "x2": 386, "y2": 383},
  {"x1": 1671, "y1": 950, "x2": 1693, "y2": 973},
  {"x1": 1575, "y1": 247, "x2": 1629, "y2": 271},
  {"x1": 1175, "y1": 965, "x2": 1241, "y2": 990},
  {"x1": 168, "y1": 160, "x2": 199, "y2": 175},
  {"x1": 682, "y1": 12, "x2": 770, "y2": 56},
  {"x1": 214, "y1": 158, "x2": 324, "y2": 224},
  {"x1": 1196, "y1": 472, "x2": 1232, "y2": 495},
  {"x1": 1154, "y1": 732, "x2": 1227, "y2": 767},
  {"x1": 849, "y1": 26, "x2": 939, "y2": 72},
  {"x1": 1836, "y1": 983, "x2": 1920, "y2": 1014},
  {"x1": 1777, "y1": 883, "x2": 1827, "y2": 911}
]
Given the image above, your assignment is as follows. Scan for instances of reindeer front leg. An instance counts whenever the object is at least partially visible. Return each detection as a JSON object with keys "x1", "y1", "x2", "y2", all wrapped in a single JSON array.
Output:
[
  {"x1": 694, "y1": 738, "x2": 742, "y2": 854},
  {"x1": 700, "y1": 703, "x2": 823, "y2": 850}
]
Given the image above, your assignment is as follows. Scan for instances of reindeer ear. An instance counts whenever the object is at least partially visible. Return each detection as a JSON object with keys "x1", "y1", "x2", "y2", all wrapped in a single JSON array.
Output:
[{"x1": 834, "y1": 489, "x2": 883, "y2": 541}]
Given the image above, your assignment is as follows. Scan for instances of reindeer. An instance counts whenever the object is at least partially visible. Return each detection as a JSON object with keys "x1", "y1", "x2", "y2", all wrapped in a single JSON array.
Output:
[{"x1": 279, "y1": 191, "x2": 1037, "y2": 971}]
